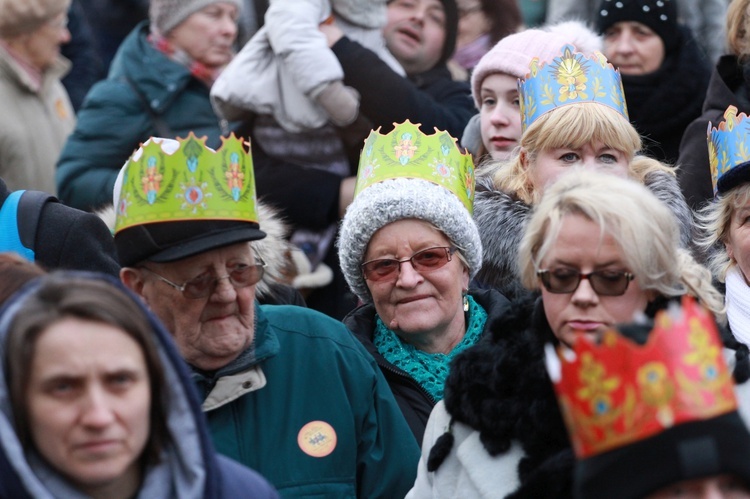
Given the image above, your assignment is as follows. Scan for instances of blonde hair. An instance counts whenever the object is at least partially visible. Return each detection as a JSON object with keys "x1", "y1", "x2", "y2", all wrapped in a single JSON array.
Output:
[
  {"x1": 695, "y1": 183, "x2": 750, "y2": 281},
  {"x1": 727, "y1": 0, "x2": 750, "y2": 61},
  {"x1": 518, "y1": 171, "x2": 725, "y2": 321},
  {"x1": 490, "y1": 104, "x2": 643, "y2": 204}
]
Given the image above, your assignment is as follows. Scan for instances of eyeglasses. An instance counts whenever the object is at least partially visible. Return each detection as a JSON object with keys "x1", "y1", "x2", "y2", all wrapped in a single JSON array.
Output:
[
  {"x1": 140, "y1": 261, "x2": 266, "y2": 299},
  {"x1": 361, "y1": 246, "x2": 457, "y2": 282},
  {"x1": 536, "y1": 269, "x2": 634, "y2": 296}
]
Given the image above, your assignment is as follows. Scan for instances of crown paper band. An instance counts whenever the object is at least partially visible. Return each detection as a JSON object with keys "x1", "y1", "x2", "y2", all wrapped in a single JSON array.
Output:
[
  {"x1": 708, "y1": 106, "x2": 750, "y2": 195},
  {"x1": 547, "y1": 296, "x2": 737, "y2": 459},
  {"x1": 114, "y1": 133, "x2": 259, "y2": 234},
  {"x1": 354, "y1": 121, "x2": 476, "y2": 214},
  {"x1": 519, "y1": 45, "x2": 628, "y2": 132}
]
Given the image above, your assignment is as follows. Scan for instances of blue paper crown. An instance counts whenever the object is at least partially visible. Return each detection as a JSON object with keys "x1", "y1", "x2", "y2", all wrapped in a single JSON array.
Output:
[
  {"x1": 518, "y1": 45, "x2": 628, "y2": 132},
  {"x1": 708, "y1": 106, "x2": 750, "y2": 196}
]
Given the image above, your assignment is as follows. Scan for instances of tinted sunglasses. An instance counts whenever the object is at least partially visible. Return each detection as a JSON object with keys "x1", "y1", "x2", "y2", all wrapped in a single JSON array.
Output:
[
  {"x1": 537, "y1": 268, "x2": 634, "y2": 296},
  {"x1": 362, "y1": 246, "x2": 457, "y2": 282}
]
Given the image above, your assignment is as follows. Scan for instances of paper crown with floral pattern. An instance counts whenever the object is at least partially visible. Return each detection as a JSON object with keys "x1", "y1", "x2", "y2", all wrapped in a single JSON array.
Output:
[
  {"x1": 518, "y1": 44, "x2": 628, "y2": 132},
  {"x1": 545, "y1": 296, "x2": 737, "y2": 459},
  {"x1": 114, "y1": 133, "x2": 259, "y2": 234},
  {"x1": 354, "y1": 121, "x2": 475, "y2": 214},
  {"x1": 708, "y1": 106, "x2": 750, "y2": 196}
]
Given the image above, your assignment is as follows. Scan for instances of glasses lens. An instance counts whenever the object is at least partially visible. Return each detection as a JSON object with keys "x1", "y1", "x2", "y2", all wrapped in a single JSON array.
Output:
[
  {"x1": 588, "y1": 271, "x2": 631, "y2": 296},
  {"x1": 181, "y1": 265, "x2": 265, "y2": 298},
  {"x1": 229, "y1": 264, "x2": 265, "y2": 287},
  {"x1": 411, "y1": 247, "x2": 451, "y2": 271},
  {"x1": 362, "y1": 259, "x2": 399, "y2": 281},
  {"x1": 540, "y1": 269, "x2": 580, "y2": 293},
  {"x1": 183, "y1": 273, "x2": 215, "y2": 299}
]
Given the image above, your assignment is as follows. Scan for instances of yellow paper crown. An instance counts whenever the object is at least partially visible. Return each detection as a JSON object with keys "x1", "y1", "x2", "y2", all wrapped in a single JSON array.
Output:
[
  {"x1": 114, "y1": 133, "x2": 258, "y2": 234},
  {"x1": 708, "y1": 105, "x2": 750, "y2": 195},
  {"x1": 519, "y1": 45, "x2": 628, "y2": 132},
  {"x1": 354, "y1": 121, "x2": 476, "y2": 214},
  {"x1": 548, "y1": 296, "x2": 737, "y2": 459}
]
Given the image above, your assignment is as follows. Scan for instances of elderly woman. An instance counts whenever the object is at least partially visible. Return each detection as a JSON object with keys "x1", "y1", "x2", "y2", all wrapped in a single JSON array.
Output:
[
  {"x1": 408, "y1": 170, "x2": 730, "y2": 498},
  {"x1": 697, "y1": 106, "x2": 750, "y2": 347},
  {"x1": 339, "y1": 121, "x2": 511, "y2": 444},
  {"x1": 473, "y1": 44, "x2": 692, "y2": 300},
  {"x1": 56, "y1": 0, "x2": 240, "y2": 211},
  {"x1": 0, "y1": 273, "x2": 277, "y2": 498},
  {"x1": 0, "y1": 0, "x2": 75, "y2": 193}
]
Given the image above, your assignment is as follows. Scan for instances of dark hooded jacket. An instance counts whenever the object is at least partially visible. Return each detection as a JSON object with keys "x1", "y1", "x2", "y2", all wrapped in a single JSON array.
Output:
[{"x1": 0, "y1": 272, "x2": 278, "y2": 498}]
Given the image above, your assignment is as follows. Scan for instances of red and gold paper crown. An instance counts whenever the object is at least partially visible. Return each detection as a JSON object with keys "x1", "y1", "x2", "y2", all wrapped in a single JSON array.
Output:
[{"x1": 546, "y1": 296, "x2": 737, "y2": 459}]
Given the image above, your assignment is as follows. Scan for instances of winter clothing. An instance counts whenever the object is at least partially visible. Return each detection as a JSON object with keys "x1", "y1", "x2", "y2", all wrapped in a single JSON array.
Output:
[
  {"x1": 677, "y1": 55, "x2": 749, "y2": 210},
  {"x1": 615, "y1": 25, "x2": 709, "y2": 164},
  {"x1": 56, "y1": 21, "x2": 230, "y2": 211},
  {"x1": 338, "y1": 178, "x2": 482, "y2": 303},
  {"x1": 198, "y1": 303, "x2": 421, "y2": 497},
  {"x1": 472, "y1": 167, "x2": 694, "y2": 300},
  {"x1": 0, "y1": 178, "x2": 119, "y2": 276},
  {"x1": 61, "y1": 0, "x2": 106, "y2": 111},
  {"x1": 408, "y1": 295, "x2": 750, "y2": 499},
  {"x1": 0, "y1": 0, "x2": 70, "y2": 38},
  {"x1": 343, "y1": 288, "x2": 510, "y2": 443},
  {"x1": 149, "y1": 0, "x2": 242, "y2": 35},
  {"x1": 0, "y1": 45, "x2": 74, "y2": 194},
  {"x1": 596, "y1": 0, "x2": 680, "y2": 53},
  {"x1": 0, "y1": 273, "x2": 278, "y2": 499}
]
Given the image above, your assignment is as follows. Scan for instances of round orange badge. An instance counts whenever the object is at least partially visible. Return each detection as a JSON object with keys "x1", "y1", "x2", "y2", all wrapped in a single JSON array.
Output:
[{"x1": 297, "y1": 420, "x2": 337, "y2": 458}]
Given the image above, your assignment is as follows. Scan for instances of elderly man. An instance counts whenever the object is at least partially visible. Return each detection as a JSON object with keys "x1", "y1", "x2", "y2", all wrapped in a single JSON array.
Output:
[{"x1": 116, "y1": 134, "x2": 420, "y2": 498}]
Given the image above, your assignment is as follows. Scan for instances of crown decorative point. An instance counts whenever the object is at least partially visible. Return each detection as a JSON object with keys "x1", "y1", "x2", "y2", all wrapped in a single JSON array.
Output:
[
  {"x1": 549, "y1": 296, "x2": 737, "y2": 459},
  {"x1": 708, "y1": 105, "x2": 750, "y2": 195},
  {"x1": 114, "y1": 132, "x2": 259, "y2": 234},
  {"x1": 518, "y1": 44, "x2": 628, "y2": 132},
  {"x1": 354, "y1": 120, "x2": 476, "y2": 214}
]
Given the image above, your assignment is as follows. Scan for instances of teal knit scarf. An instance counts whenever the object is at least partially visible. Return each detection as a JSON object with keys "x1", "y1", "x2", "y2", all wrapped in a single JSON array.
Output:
[{"x1": 373, "y1": 295, "x2": 488, "y2": 402}]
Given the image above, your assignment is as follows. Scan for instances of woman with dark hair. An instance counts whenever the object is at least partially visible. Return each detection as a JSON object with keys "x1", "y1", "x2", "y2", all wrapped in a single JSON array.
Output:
[{"x1": 0, "y1": 274, "x2": 277, "y2": 498}]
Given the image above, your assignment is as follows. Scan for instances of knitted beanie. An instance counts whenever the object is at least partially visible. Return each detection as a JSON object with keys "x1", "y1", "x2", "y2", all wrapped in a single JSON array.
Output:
[
  {"x1": 0, "y1": 0, "x2": 71, "y2": 38},
  {"x1": 338, "y1": 178, "x2": 483, "y2": 303},
  {"x1": 596, "y1": 0, "x2": 680, "y2": 53},
  {"x1": 150, "y1": 0, "x2": 242, "y2": 35}
]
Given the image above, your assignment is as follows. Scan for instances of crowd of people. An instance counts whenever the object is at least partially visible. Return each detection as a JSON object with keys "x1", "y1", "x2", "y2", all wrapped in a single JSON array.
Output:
[{"x1": 1, "y1": 0, "x2": 750, "y2": 497}]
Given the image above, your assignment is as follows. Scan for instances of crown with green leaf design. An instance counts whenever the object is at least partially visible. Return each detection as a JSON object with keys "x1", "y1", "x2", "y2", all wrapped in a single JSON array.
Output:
[
  {"x1": 518, "y1": 44, "x2": 628, "y2": 132},
  {"x1": 114, "y1": 133, "x2": 258, "y2": 233},
  {"x1": 354, "y1": 121, "x2": 475, "y2": 214},
  {"x1": 708, "y1": 106, "x2": 750, "y2": 196}
]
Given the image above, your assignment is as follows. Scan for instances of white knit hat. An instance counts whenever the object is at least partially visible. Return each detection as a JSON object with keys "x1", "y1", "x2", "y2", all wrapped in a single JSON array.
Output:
[
  {"x1": 0, "y1": 0, "x2": 71, "y2": 38},
  {"x1": 338, "y1": 178, "x2": 482, "y2": 303},
  {"x1": 150, "y1": 0, "x2": 242, "y2": 35}
]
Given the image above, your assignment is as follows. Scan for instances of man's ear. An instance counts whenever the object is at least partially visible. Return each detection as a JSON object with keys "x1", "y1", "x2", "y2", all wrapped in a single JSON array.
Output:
[{"x1": 120, "y1": 267, "x2": 146, "y2": 298}]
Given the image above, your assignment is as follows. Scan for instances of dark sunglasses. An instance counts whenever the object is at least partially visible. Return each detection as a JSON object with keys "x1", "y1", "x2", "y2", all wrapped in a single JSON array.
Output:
[
  {"x1": 141, "y1": 261, "x2": 266, "y2": 299},
  {"x1": 361, "y1": 246, "x2": 457, "y2": 282},
  {"x1": 537, "y1": 268, "x2": 634, "y2": 296}
]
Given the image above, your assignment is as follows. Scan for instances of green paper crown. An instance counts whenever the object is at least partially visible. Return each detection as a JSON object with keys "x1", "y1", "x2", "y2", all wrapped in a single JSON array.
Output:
[
  {"x1": 114, "y1": 133, "x2": 258, "y2": 233},
  {"x1": 709, "y1": 106, "x2": 750, "y2": 195},
  {"x1": 519, "y1": 44, "x2": 628, "y2": 132},
  {"x1": 354, "y1": 121, "x2": 476, "y2": 214}
]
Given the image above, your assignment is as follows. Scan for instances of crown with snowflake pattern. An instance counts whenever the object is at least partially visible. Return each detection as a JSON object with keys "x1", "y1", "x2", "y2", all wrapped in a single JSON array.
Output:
[
  {"x1": 708, "y1": 105, "x2": 750, "y2": 196},
  {"x1": 545, "y1": 296, "x2": 737, "y2": 459},
  {"x1": 354, "y1": 121, "x2": 475, "y2": 214},
  {"x1": 114, "y1": 133, "x2": 258, "y2": 234},
  {"x1": 519, "y1": 44, "x2": 628, "y2": 132}
]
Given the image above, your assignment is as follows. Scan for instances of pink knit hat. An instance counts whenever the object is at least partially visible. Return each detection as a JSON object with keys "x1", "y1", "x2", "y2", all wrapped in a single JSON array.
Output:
[
  {"x1": 0, "y1": 0, "x2": 71, "y2": 38},
  {"x1": 471, "y1": 21, "x2": 602, "y2": 108}
]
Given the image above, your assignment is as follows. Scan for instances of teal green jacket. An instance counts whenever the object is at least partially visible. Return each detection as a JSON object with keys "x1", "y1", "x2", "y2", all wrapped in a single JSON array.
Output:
[
  {"x1": 55, "y1": 21, "x2": 227, "y2": 211},
  {"x1": 199, "y1": 304, "x2": 420, "y2": 498}
]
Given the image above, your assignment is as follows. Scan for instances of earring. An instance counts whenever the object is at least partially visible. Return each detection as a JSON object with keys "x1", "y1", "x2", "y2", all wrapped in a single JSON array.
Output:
[{"x1": 463, "y1": 290, "x2": 469, "y2": 312}]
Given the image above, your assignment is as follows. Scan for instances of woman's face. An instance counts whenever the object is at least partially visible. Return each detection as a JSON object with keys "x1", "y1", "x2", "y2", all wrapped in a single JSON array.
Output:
[
  {"x1": 363, "y1": 219, "x2": 470, "y2": 353},
  {"x1": 525, "y1": 141, "x2": 629, "y2": 197},
  {"x1": 26, "y1": 317, "x2": 151, "y2": 495},
  {"x1": 726, "y1": 199, "x2": 750, "y2": 284},
  {"x1": 167, "y1": 2, "x2": 238, "y2": 69},
  {"x1": 21, "y1": 12, "x2": 71, "y2": 72},
  {"x1": 538, "y1": 213, "x2": 650, "y2": 347},
  {"x1": 480, "y1": 73, "x2": 522, "y2": 160},
  {"x1": 646, "y1": 474, "x2": 750, "y2": 498},
  {"x1": 602, "y1": 21, "x2": 665, "y2": 75}
]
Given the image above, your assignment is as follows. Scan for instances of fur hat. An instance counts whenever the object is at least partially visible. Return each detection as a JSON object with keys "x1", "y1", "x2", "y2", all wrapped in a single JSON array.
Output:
[
  {"x1": 0, "y1": 0, "x2": 71, "y2": 38},
  {"x1": 596, "y1": 0, "x2": 680, "y2": 53},
  {"x1": 471, "y1": 21, "x2": 602, "y2": 108},
  {"x1": 150, "y1": 0, "x2": 242, "y2": 35},
  {"x1": 338, "y1": 178, "x2": 482, "y2": 303}
]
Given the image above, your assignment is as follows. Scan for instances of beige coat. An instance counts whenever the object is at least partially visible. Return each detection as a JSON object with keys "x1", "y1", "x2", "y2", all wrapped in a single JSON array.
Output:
[{"x1": 0, "y1": 48, "x2": 75, "y2": 194}]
